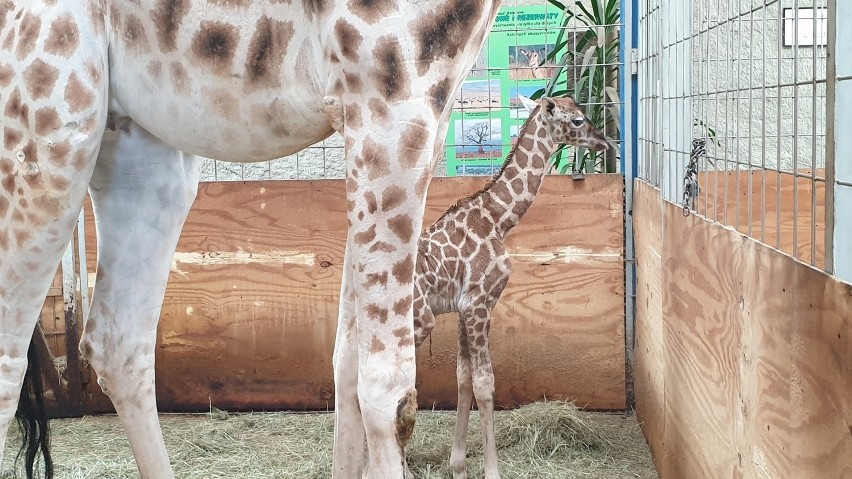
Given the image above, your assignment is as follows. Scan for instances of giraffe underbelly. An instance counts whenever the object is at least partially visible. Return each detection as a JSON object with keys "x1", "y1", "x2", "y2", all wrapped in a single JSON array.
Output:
[{"x1": 105, "y1": 0, "x2": 335, "y2": 162}]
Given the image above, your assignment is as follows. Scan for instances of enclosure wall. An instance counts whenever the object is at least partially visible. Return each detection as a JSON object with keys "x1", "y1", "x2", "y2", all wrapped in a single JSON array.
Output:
[
  {"x1": 633, "y1": 179, "x2": 852, "y2": 478},
  {"x1": 67, "y1": 175, "x2": 627, "y2": 414}
]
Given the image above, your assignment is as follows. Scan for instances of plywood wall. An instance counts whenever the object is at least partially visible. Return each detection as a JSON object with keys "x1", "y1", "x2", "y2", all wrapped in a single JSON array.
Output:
[
  {"x1": 80, "y1": 175, "x2": 626, "y2": 413},
  {"x1": 634, "y1": 180, "x2": 852, "y2": 478}
]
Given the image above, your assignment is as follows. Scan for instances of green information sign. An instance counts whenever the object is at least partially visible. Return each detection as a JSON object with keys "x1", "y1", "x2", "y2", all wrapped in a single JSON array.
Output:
[{"x1": 445, "y1": 5, "x2": 565, "y2": 177}]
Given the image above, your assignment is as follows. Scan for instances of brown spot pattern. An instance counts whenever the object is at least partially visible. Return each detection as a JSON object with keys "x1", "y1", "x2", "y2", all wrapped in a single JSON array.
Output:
[
  {"x1": 0, "y1": 63, "x2": 12, "y2": 86},
  {"x1": 412, "y1": 0, "x2": 485, "y2": 75},
  {"x1": 302, "y1": 0, "x2": 329, "y2": 19},
  {"x1": 44, "y1": 15, "x2": 80, "y2": 57},
  {"x1": 147, "y1": 61, "x2": 163, "y2": 79},
  {"x1": 3, "y1": 127, "x2": 21, "y2": 150},
  {"x1": 361, "y1": 138, "x2": 390, "y2": 180},
  {"x1": 366, "y1": 304, "x2": 389, "y2": 323},
  {"x1": 381, "y1": 185, "x2": 406, "y2": 212},
  {"x1": 392, "y1": 295, "x2": 412, "y2": 316},
  {"x1": 245, "y1": 17, "x2": 294, "y2": 90},
  {"x1": 391, "y1": 254, "x2": 414, "y2": 285},
  {"x1": 123, "y1": 14, "x2": 150, "y2": 52},
  {"x1": 34, "y1": 108, "x2": 61, "y2": 136},
  {"x1": 345, "y1": 103, "x2": 363, "y2": 130},
  {"x1": 151, "y1": 0, "x2": 190, "y2": 52},
  {"x1": 170, "y1": 62, "x2": 189, "y2": 93},
  {"x1": 370, "y1": 335, "x2": 385, "y2": 352},
  {"x1": 388, "y1": 214, "x2": 414, "y2": 243},
  {"x1": 16, "y1": 13, "x2": 41, "y2": 60},
  {"x1": 368, "y1": 98, "x2": 390, "y2": 122},
  {"x1": 191, "y1": 21, "x2": 239, "y2": 76},
  {"x1": 369, "y1": 241, "x2": 396, "y2": 253},
  {"x1": 23, "y1": 60, "x2": 60, "y2": 100},
  {"x1": 65, "y1": 73, "x2": 95, "y2": 114},
  {"x1": 354, "y1": 224, "x2": 377, "y2": 245},
  {"x1": 349, "y1": 0, "x2": 398, "y2": 24},
  {"x1": 371, "y1": 36, "x2": 409, "y2": 101},
  {"x1": 427, "y1": 78, "x2": 452, "y2": 115},
  {"x1": 4, "y1": 88, "x2": 29, "y2": 127},
  {"x1": 344, "y1": 71, "x2": 363, "y2": 94},
  {"x1": 400, "y1": 119, "x2": 430, "y2": 168},
  {"x1": 334, "y1": 20, "x2": 362, "y2": 62}
]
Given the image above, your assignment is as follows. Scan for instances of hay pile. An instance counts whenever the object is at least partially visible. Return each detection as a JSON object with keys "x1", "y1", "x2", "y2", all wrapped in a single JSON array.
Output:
[{"x1": 2, "y1": 401, "x2": 657, "y2": 478}]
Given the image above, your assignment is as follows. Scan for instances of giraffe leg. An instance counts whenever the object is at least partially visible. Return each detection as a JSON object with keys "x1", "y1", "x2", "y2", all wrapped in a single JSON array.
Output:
[
  {"x1": 332, "y1": 245, "x2": 368, "y2": 476},
  {"x1": 78, "y1": 123, "x2": 201, "y2": 479},
  {"x1": 332, "y1": 100, "x2": 440, "y2": 478},
  {"x1": 0, "y1": 5, "x2": 108, "y2": 469},
  {"x1": 469, "y1": 306, "x2": 499, "y2": 479},
  {"x1": 450, "y1": 311, "x2": 475, "y2": 479}
]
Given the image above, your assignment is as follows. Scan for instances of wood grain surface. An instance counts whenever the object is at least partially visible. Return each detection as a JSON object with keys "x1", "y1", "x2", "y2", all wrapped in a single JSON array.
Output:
[
  {"x1": 634, "y1": 180, "x2": 852, "y2": 479},
  {"x1": 76, "y1": 175, "x2": 625, "y2": 413}
]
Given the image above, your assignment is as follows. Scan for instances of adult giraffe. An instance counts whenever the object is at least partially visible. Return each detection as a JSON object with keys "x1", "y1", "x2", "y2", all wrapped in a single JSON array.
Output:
[{"x1": 0, "y1": 0, "x2": 501, "y2": 477}]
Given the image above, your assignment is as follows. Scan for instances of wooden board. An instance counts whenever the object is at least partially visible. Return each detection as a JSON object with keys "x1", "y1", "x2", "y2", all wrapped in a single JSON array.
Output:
[
  {"x1": 694, "y1": 169, "x2": 826, "y2": 268},
  {"x1": 634, "y1": 181, "x2": 852, "y2": 479},
  {"x1": 81, "y1": 175, "x2": 626, "y2": 413}
]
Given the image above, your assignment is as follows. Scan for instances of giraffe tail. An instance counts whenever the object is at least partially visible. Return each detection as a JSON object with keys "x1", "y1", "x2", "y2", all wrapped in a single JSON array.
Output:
[{"x1": 14, "y1": 330, "x2": 53, "y2": 479}]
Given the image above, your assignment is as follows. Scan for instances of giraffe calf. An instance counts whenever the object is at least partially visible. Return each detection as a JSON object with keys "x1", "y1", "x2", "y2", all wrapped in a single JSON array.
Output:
[
  {"x1": 411, "y1": 95, "x2": 608, "y2": 479},
  {"x1": 322, "y1": 94, "x2": 607, "y2": 478}
]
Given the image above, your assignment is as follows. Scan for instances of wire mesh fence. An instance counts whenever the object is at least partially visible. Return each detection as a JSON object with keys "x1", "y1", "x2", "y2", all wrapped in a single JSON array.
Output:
[
  {"x1": 201, "y1": 0, "x2": 625, "y2": 182},
  {"x1": 639, "y1": 0, "x2": 828, "y2": 268}
]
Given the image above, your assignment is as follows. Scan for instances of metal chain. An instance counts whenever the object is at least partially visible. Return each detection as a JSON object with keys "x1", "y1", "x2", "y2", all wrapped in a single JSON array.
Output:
[{"x1": 682, "y1": 138, "x2": 706, "y2": 216}]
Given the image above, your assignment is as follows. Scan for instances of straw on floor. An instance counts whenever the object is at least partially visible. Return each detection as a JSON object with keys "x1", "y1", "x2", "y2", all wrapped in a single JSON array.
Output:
[{"x1": 2, "y1": 400, "x2": 658, "y2": 478}]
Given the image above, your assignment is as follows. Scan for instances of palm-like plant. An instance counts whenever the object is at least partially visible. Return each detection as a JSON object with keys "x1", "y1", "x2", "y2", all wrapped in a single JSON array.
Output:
[{"x1": 532, "y1": 0, "x2": 621, "y2": 175}]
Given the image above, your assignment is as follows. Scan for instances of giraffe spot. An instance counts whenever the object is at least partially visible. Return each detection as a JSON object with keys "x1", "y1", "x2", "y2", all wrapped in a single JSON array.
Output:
[
  {"x1": 364, "y1": 271, "x2": 388, "y2": 288},
  {"x1": 3, "y1": 127, "x2": 21, "y2": 150},
  {"x1": 15, "y1": 13, "x2": 41, "y2": 60},
  {"x1": 334, "y1": 20, "x2": 362, "y2": 62},
  {"x1": 0, "y1": 1, "x2": 13, "y2": 31},
  {"x1": 190, "y1": 21, "x2": 239, "y2": 76},
  {"x1": 491, "y1": 181, "x2": 512, "y2": 204},
  {"x1": 371, "y1": 36, "x2": 409, "y2": 102},
  {"x1": 170, "y1": 62, "x2": 189, "y2": 93},
  {"x1": 526, "y1": 170, "x2": 542, "y2": 194},
  {"x1": 392, "y1": 295, "x2": 412, "y2": 316},
  {"x1": 361, "y1": 138, "x2": 390, "y2": 180},
  {"x1": 510, "y1": 177, "x2": 524, "y2": 195},
  {"x1": 72, "y1": 149, "x2": 90, "y2": 171},
  {"x1": 151, "y1": 0, "x2": 190, "y2": 52},
  {"x1": 388, "y1": 214, "x2": 414, "y2": 243},
  {"x1": 14, "y1": 229, "x2": 32, "y2": 246},
  {"x1": 475, "y1": 335, "x2": 486, "y2": 347},
  {"x1": 354, "y1": 224, "x2": 377, "y2": 245},
  {"x1": 62, "y1": 73, "x2": 95, "y2": 114},
  {"x1": 364, "y1": 190, "x2": 377, "y2": 214},
  {"x1": 427, "y1": 78, "x2": 452, "y2": 115},
  {"x1": 345, "y1": 177, "x2": 358, "y2": 194},
  {"x1": 0, "y1": 230, "x2": 8, "y2": 250},
  {"x1": 391, "y1": 254, "x2": 414, "y2": 285},
  {"x1": 368, "y1": 98, "x2": 390, "y2": 123},
  {"x1": 33, "y1": 195, "x2": 61, "y2": 216},
  {"x1": 50, "y1": 175, "x2": 70, "y2": 191},
  {"x1": 86, "y1": 61, "x2": 103, "y2": 86},
  {"x1": 333, "y1": 79, "x2": 344, "y2": 95},
  {"x1": 245, "y1": 17, "x2": 294, "y2": 90},
  {"x1": 23, "y1": 60, "x2": 60, "y2": 100},
  {"x1": 34, "y1": 108, "x2": 62, "y2": 136},
  {"x1": 2, "y1": 29, "x2": 13, "y2": 50},
  {"x1": 381, "y1": 185, "x2": 406, "y2": 212},
  {"x1": 344, "y1": 71, "x2": 363, "y2": 94},
  {"x1": 349, "y1": 0, "x2": 398, "y2": 24},
  {"x1": 44, "y1": 15, "x2": 80, "y2": 57},
  {"x1": 366, "y1": 304, "x2": 389, "y2": 323},
  {"x1": 0, "y1": 196, "x2": 7, "y2": 216},
  {"x1": 204, "y1": 88, "x2": 239, "y2": 119},
  {"x1": 400, "y1": 118, "x2": 430, "y2": 169},
  {"x1": 370, "y1": 335, "x2": 385, "y2": 353},
  {"x1": 48, "y1": 140, "x2": 71, "y2": 166},
  {"x1": 133, "y1": 59, "x2": 157, "y2": 81},
  {"x1": 412, "y1": 0, "x2": 484, "y2": 76},
  {"x1": 0, "y1": 63, "x2": 12, "y2": 87},
  {"x1": 123, "y1": 14, "x2": 150, "y2": 52},
  {"x1": 369, "y1": 241, "x2": 396, "y2": 253},
  {"x1": 345, "y1": 103, "x2": 363, "y2": 130},
  {"x1": 302, "y1": 0, "x2": 330, "y2": 19},
  {"x1": 3, "y1": 88, "x2": 30, "y2": 127},
  {"x1": 536, "y1": 126, "x2": 547, "y2": 138},
  {"x1": 448, "y1": 226, "x2": 465, "y2": 245}
]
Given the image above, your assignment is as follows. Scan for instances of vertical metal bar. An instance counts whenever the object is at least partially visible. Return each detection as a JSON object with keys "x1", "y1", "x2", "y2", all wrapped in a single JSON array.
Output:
[
  {"x1": 826, "y1": 0, "x2": 836, "y2": 275},
  {"x1": 760, "y1": 0, "x2": 767, "y2": 243},
  {"x1": 746, "y1": 3, "x2": 753, "y2": 238},
  {"x1": 734, "y1": 0, "x2": 742, "y2": 234},
  {"x1": 810, "y1": 3, "x2": 820, "y2": 266},
  {"x1": 792, "y1": 2, "x2": 800, "y2": 260},
  {"x1": 776, "y1": 3, "x2": 783, "y2": 250}
]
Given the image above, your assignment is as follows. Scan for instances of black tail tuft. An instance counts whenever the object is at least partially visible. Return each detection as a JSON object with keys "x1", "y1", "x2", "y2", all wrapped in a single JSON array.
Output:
[{"x1": 14, "y1": 330, "x2": 53, "y2": 479}]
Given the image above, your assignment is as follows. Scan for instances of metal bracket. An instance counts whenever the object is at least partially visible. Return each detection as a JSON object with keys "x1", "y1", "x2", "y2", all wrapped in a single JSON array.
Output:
[{"x1": 630, "y1": 48, "x2": 639, "y2": 75}]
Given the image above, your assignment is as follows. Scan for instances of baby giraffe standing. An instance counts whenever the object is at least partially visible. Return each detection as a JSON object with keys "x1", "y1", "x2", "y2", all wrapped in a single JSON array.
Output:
[{"x1": 412, "y1": 95, "x2": 608, "y2": 479}]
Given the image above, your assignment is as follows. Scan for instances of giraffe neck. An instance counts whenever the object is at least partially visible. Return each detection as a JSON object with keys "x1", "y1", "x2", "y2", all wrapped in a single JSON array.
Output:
[{"x1": 480, "y1": 107, "x2": 555, "y2": 236}]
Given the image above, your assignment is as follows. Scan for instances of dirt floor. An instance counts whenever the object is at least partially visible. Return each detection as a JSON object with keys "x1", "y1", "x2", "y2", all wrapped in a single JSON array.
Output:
[{"x1": 2, "y1": 401, "x2": 658, "y2": 479}]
